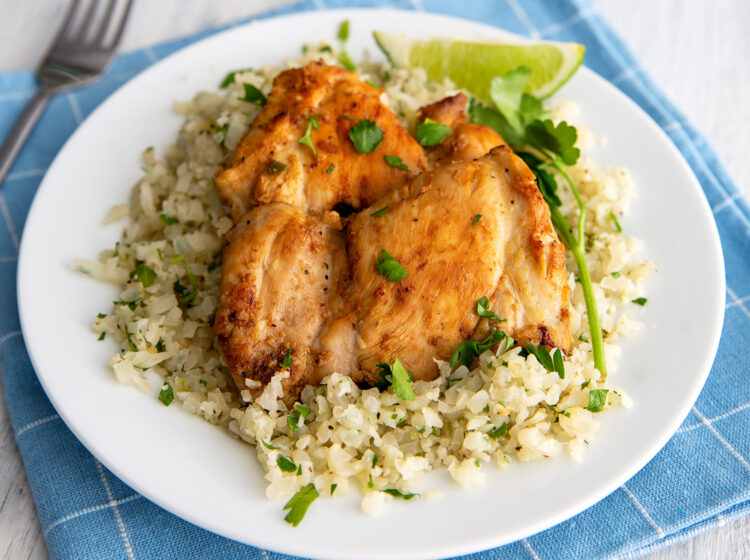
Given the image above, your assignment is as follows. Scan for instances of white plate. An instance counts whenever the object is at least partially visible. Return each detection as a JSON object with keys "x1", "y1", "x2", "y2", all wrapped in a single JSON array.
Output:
[{"x1": 17, "y1": 9, "x2": 725, "y2": 560}]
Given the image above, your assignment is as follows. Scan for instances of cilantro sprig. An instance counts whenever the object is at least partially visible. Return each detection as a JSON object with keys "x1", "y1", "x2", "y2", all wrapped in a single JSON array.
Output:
[
  {"x1": 416, "y1": 118, "x2": 451, "y2": 146},
  {"x1": 469, "y1": 65, "x2": 608, "y2": 377},
  {"x1": 349, "y1": 119, "x2": 384, "y2": 153},
  {"x1": 283, "y1": 483, "x2": 319, "y2": 526}
]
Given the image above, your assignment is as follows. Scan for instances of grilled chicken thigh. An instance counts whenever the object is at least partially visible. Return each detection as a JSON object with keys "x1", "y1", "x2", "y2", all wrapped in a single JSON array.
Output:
[
  {"x1": 215, "y1": 147, "x2": 572, "y2": 399},
  {"x1": 215, "y1": 61, "x2": 427, "y2": 221}
]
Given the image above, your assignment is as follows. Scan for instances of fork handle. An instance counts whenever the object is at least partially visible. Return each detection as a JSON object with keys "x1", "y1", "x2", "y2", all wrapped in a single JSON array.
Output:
[{"x1": 0, "y1": 89, "x2": 54, "y2": 185}]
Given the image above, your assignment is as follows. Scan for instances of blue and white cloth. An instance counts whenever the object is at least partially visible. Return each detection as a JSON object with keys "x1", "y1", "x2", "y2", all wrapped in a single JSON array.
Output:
[{"x1": 1, "y1": 1, "x2": 748, "y2": 558}]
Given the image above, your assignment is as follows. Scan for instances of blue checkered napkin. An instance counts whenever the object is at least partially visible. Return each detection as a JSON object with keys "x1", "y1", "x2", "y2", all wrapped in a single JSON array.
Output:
[{"x1": 1, "y1": 0, "x2": 748, "y2": 558}]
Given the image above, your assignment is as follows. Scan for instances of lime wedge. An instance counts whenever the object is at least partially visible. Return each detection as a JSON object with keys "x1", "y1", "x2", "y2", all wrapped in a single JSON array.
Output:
[{"x1": 373, "y1": 31, "x2": 584, "y2": 101}]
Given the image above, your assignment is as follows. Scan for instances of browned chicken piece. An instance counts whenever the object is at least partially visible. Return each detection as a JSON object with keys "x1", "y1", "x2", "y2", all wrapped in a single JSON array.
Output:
[
  {"x1": 417, "y1": 92, "x2": 506, "y2": 167},
  {"x1": 213, "y1": 203, "x2": 348, "y2": 398},
  {"x1": 215, "y1": 146, "x2": 572, "y2": 399},
  {"x1": 332, "y1": 145, "x2": 572, "y2": 384},
  {"x1": 215, "y1": 61, "x2": 427, "y2": 221}
]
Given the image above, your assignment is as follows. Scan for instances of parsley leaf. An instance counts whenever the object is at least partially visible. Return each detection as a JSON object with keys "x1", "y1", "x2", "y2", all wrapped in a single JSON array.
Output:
[
  {"x1": 585, "y1": 389, "x2": 609, "y2": 413},
  {"x1": 450, "y1": 330, "x2": 507, "y2": 368},
  {"x1": 299, "y1": 117, "x2": 318, "y2": 157},
  {"x1": 383, "y1": 489, "x2": 418, "y2": 500},
  {"x1": 632, "y1": 297, "x2": 648, "y2": 306},
  {"x1": 476, "y1": 296, "x2": 504, "y2": 322},
  {"x1": 158, "y1": 382, "x2": 174, "y2": 406},
  {"x1": 239, "y1": 83, "x2": 267, "y2": 106},
  {"x1": 129, "y1": 264, "x2": 156, "y2": 288},
  {"x1": 281, "y1": 348, "x2": 294, "y2": 368},
  {"x1": 416, "y1": 118, "x2": 451, "y2": 147},
  {"x1": 349, "y1": 119, "x2": 384, "y2": 153},
  {"x1": 283, "y1": 483, "x2": 319, "y2": 527},
  {"x1": 376, "y1": 249, "x2": 408, "y2": 281},
  {"x1": 371, "y1": 206, "x2": 388, "y2": 217},
  {"x1": 488, "y1": 422, "x2": 508, "y2": 439},
  {"x1": 525, "y1": 119, "x2": 580, "y2": 166},
  {"x1": 472, "y1": 214, "x2": 482, "y2": 226},
  {"x1": 277, "y1": 456, "x2": 297, "y2": 473},
  {"x1": 384, "y1": 155, "x2": 409, "y2": 170},
  {"x1": 159, "y1": 213, "x2": 178, "y2": 225}
]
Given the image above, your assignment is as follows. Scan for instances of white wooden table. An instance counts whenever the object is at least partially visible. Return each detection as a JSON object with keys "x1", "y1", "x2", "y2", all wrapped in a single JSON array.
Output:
[{"x1": 1, "y1": 1, "x2": 748, "y2": 558}]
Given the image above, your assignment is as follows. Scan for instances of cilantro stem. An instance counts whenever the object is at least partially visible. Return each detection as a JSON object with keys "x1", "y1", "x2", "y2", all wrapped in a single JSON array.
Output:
[{"x1": 545, "y1": 160, "x2": 607, "y2": 377}]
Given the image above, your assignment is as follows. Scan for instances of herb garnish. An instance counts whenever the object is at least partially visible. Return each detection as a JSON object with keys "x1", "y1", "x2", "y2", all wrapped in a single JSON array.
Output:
[
  {"x1": 384, "y1": 154, "x2": 409, "y2": 170},
  {"x1": 287, "y1": 404, "x2": 310, "y2": 432},
  {"x1": 472, "y1": 214, "x2": 482, "y2": 226},
  {"x1": 375, "y1": 357, "x2": 415, "y2": 401},
  {"x1": 337, "y1": 20, "x2": 356, "y2": 71},
  {"x1": 299, "y1": 115, "x2": 319, "y2": 157},
  {"x1": 283, "y1": 483, "x2": 319, "y2": 527},
  {"x1": 159, "y1": 213, "x2": 178, "y2": 225},
  {"x1": 277, "y1": 456, "x2": 297, "y2": 473},
  {"x1": 330, "y1": 483, "x2": 337, "y2": 496},
  {"x1": 469, "y1": 66, "x2": 607, "y2": 377},
  {"x1": 349, "y1": 119, "x2": 384, "y2": 153},
  {"x1": 632, "y1": 297, "x2": 648, "y2": 306},
  {"x1": 97, "y1": 332, "x2": 106, "y2": 341},
  {"x1": 261, "y1": 439, "x2": 278, "y2": 450},
  {"x1": 450, "y1": 330, "x2": 508, "y2": 369},
  {"x1": 158, "y1": 382, "x2": 174, "y2": 406},
  {"x1": 476, "y1": 296, "x2": 504, "y2": 322},
  {"x1": 325, "y1": 163, "x2": 335, "y2": 173},
  {"x1": 383, "y1": 489, "x2": 419, "y2": 500},
  {"x1": 488, "y1": 422, "x2": 509, "y2": 439},
  {"x1": 609, "y1": 211, "x2": 623, "y2": 233},
  {"x1": 124, "y1": 323, "x2": 138, "y2": 352},
  {"x1": 376, "y1": 249, "x2": 408, "y2": 281},
  {"x1": 585, "y1": 389, "x2": 609, "y2": 413},
  {"x1": 281, "y1": 348, "x2": 294, "y2": 368},
  {"x1": 239, "y1": 83, "x2": 266, "y2": 106},
  {"x1": 371, "y1": 206, "x2": 388, "y2": 217},
  {"x1": 416, "y1": 118, "x2": 451, "y2": 146},
  {"x1": 130, "y1": 264, "x2": 156, "y2": 288},
  {"x1": 523, "y1": 342, "x2": 565, "y2": 379},
  {"x1": 267, "y1": 160, "x2": 287, "y2": 174},
  {"x1": 219, "y1": 68, "x2": 252, "y2": 88}
]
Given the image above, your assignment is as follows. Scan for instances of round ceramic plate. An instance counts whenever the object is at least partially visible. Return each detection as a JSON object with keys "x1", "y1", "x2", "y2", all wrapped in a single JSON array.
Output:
[{"x1": 17, "y1": 9, "x2": 725, "y2": 560}]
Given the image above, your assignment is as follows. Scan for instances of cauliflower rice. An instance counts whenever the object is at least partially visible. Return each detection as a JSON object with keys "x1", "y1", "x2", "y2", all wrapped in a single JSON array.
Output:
[{"x1": 73, "y1": 42, "x2": 654, "y2": 515}]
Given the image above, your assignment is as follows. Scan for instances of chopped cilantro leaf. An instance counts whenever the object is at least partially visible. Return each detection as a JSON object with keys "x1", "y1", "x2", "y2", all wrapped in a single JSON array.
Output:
[
  {"x1": 524, "y1": 343, "x2": 565, "y2": 379},
  {"x1": 416, "y1": 118, "x2": 451, "y2": 147},
  {"x1": 384, "y1": 155, "x2": 409, "y2": 170},
  {"x1": 445, "y1": 377, "x2": 461, "y2": 389},
  {"x1": 489, "y1": 423, "x2": 508, "y2": 438},
  {"x1": 129, "y1": 264, "x2": 156, "y2": 288},
  {"x1": 337, "y1": 20, "x2": 349, "y2": 42},
  {"x1": 611, "y1": 271, "x2": 621, "y2": 278},
  {"x1": 578, "y1": 333, "x2": 589, "y2": 343},
  {"x1": 261, "y1": 439, "x2": 278, "y2": 450},
  {"x1": 371, "y1": 206, "x2": 388, "y2": 217},
  {"x1": 296, "y1": 464, "x2": 302, "y2": 476},
  {"x1": 609, "y1": 211, "x2": 623, "y2": 233},
  {"x1": 383, "y1": 489, "x2": 418, "y2": 500},
  {"x1": 97, "y1": 332, "x2": 106, "y2": 341},
  {"x1": 277, "y1": 456, "x2": 297, "y2": 473},
  {"x1": 170, "y1": 255, "x2": 184, "y2": 265},
  {"x1": 239, "y1": 83, "x2": 266, "y2": 106},
  {"x1": 113, "y1": 298, "x2": 140, "y2": 311},
  {"x1": 158, "y1": 382, "x2": 174, "y2": 406},
  {"x1": 199, "y1": 378, "x2": 208, "y2": 386},
  {"x1": 330, "y1": 483, "x2": 337, "y2": 496},
  {"x1": 632, "y1": 297, "x2": 648, "y2": 306},
  {"x1": 219, "y1": 68, "x2": 251, "y2": 88},
  {"x1": 283, "y1": 483, "x2": 319, "y2": 527},
  {"x1": 376, "y1": 358, "x2": 414, "y2": 401},
  {"x1": 376, "y1": 249, "x2": 407, "y2": 281},
  {"x1": 124, "y1": 323, "x2": 137, "y2": 352},
  {"x1": 298, "y1": 117, "x2": 318, "y2": 157},
  {"x1": 97, "y1": 312, "x2": 107, "y2": 319},
  {"x1": 348, "y1": 119, "x2": 383, "y2": 153},
  {"x1": 476, "y1": 296, "x2": 504, "y2": 322},
  {"x1": 155, "y1": 340, "x2": 165, "y2": 352},
  {"x1": 281, "y1": 349, "x2": 294, "y2": 368},
  {"x1": 325, "y1": 163, "x2": 335, "y2": 173},
  {"x1": 295, "y1": 404, "x2": 311, "y2": 418},
  {"x1": 159, "y1": 213, "x2": 178, "y2": 225},
  {"x1": 450, "y1": 330, "x2": 506, "y2": 368},
  {"x1": 267, "y1": 160, "x2": 287, "y2": 174},
  {"x1": 472, "y1": 214, "x2": 482, "y2": 226},
  {"x1": 371, "y1": 454, "x2": 378, "y2": 468},
  {"x1": 580, "y1": 380, "x2": 590, "y2": 389},
  {"x1": 585, "y1": 389, "x2": 609, "y2": 413},
  {"x1": 287, "y1": 412, "x2": 300, "y2": 432}
]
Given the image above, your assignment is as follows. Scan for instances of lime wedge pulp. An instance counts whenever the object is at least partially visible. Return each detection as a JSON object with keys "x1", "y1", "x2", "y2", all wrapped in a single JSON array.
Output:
[{"x1": 373, "y1": 31, "x2": 584, "y2": 101}]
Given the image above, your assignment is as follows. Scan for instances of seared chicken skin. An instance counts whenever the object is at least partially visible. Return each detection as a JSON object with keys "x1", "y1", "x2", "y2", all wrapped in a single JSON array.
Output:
[
  {"x1": 418, "y1": 93, "x2": 505, "y2": 167},
  {"x1": 215, "y1": 147, "x2": 572, "y2": 399},
  {"x1": 215, "y1": 60, "x2": 427, "y2": 221}
]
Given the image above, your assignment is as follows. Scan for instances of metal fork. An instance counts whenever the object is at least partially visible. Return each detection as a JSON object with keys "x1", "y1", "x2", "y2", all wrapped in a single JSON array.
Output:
[{"x1": 0, "y1": 0, "x2": 133, "y2": 184}]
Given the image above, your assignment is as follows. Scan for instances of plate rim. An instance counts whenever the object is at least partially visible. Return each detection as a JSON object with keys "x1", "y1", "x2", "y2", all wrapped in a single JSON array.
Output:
[{"x1": 17, "y1": 7, "x2": 726, "y2": 559}]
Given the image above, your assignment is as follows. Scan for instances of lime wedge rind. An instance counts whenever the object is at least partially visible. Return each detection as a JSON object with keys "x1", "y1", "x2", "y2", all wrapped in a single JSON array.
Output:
[{"x1": 373, "y1": 31, "x2": 585, "y2": 101}]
